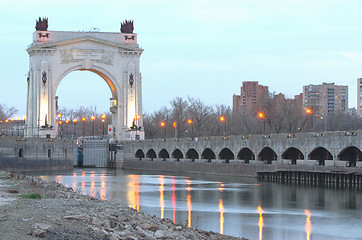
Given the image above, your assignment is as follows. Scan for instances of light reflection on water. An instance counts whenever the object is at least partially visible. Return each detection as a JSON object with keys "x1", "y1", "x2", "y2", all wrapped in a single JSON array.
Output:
[{"x1": 36, "y1": 169, "x2": 362, "y2": 240}]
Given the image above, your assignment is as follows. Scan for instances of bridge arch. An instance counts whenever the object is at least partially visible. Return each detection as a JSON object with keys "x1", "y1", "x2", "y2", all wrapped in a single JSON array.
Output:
[
  {"x1": 338, "y1": 146, "x2": 362, "y2": 167},
  {"x1": 172, "y1": 149, "x2": 184, "y2": 161},
  {"x1": 282, "y1": 147, "x2": 304, "y2": 164},
  {"x1": 159, "y1": 148, "x2": 170, "y2": 161},
  {"x1": 308, "y1": 147, "x2": 333, "y2": 165},
  {"x1": 219, "y1": 148, "x2": 235, "y2": 163},
  {"x1": 186, "y1": 148, "x2": 199, "y2": 161},
  {"x1": 237, "y1": 148, "x2": 255, "y2": 163},
  {"x1": 258, "y1": 147, "x2": 277, "y2": 164},
  {"x1": 135, "y1": 149, "x2": 145, "y2": 160},
  {"x1": 146, "y1": 149, "x2": 156, "y2": 160},
  {"x1": 201, "y1": 148, "x2": 216, "y2": 162}
]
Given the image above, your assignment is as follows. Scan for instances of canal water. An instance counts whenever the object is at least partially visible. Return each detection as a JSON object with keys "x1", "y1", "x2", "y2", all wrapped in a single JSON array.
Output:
[{"x1": 33, "y1": 168, "x2": 362, "y2": 240}]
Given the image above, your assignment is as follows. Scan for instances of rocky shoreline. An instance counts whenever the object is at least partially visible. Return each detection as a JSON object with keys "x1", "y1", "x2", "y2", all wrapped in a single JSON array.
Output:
[{"x1": 0, "y1": 170, "x2": 247, "y2": 240}]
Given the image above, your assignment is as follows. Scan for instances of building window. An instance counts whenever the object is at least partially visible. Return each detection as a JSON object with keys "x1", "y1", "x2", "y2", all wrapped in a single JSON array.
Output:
[
  {"x1": 48, "y1": 149, "x2": 51, "y2": 158},
  {"x1": 19, "y1": 148, "x2": 24, "y2": 158}
]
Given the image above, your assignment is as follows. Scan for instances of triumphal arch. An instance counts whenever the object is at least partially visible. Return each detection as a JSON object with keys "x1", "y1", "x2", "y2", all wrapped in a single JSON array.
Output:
[{"x1": 25, "y1": 18, "x2": 144, "y2": 141}]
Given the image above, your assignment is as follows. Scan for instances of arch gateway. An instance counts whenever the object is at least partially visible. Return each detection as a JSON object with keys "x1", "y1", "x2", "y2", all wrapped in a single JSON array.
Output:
[{"x1": 25, "y1": 18, "x2": 144, "y2": 141}]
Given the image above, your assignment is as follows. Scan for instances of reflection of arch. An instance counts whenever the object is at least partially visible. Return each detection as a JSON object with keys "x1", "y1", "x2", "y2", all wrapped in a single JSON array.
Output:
[
  {"x1": 337, "y1": 146, "x2": 362, "y2": 167},
  {"x1": 185, "y1": 148, "x2": 199, "y2": 161},
  {"x1": 146, "y1": 149, "x2": 156, "y2": 160},
  {"x1": 237, "y1": 148, "x2": 255, "y2": 163},
  {"x1": 201, "y1": 148, "x2": 216, "y2": 162},
  {"x1": 135, "y1": 149, "x2": 145, "y2": 160},
  {"x1": 159, "y1": 148, "x2": 170, "y2": 161},
  {"x1": 282, "y1": 147, "x2": 304, "y2": 164},
  {"x1": 219, "y1": 148, "x2": 234, "y2": 163},
  {"x1": 172, "y1": 149, "x2": 184, "y2": 161},
  {"x1": 258, "y1": 147, "x2": 277, "y2": 164},
  {"x1": 308, "y1": 147, "x2": 333, "y2": 165}
]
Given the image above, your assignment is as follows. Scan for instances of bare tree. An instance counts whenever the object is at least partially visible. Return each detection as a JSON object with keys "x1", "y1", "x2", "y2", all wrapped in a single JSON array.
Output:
[{"x1": 0, "y1": 104, "x2": 18, "y2": 120}]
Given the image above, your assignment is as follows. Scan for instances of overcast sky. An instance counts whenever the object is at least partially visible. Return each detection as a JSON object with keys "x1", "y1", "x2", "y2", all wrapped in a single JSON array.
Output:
[{"x1": 1, "y1": 0, "x2": 362, "y2": 117}]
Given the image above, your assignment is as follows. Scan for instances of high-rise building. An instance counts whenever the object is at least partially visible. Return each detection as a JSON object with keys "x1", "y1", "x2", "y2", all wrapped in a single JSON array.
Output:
[
  {"x1": 233, "y1": 81, "x2": 269, "y2": 114},
  {"x1": 303, "y1": 82, "x2": 348, "y2": 117},
  {"x1": 357, "y1": 78, "x2": 362, "y2": 117}
]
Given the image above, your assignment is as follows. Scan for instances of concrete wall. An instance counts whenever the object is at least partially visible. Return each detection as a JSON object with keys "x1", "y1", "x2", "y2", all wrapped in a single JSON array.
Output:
[
  {"x1": 121, "y1": 130, "x2": 362, "y2": 174},
  {"x1": 0, "y1": 137, "x2": 73, "y2": 171}
]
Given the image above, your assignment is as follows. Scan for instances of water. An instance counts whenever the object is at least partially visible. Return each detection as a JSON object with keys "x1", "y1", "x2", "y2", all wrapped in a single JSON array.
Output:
[{"x1": 33, "y1": 168, "x2": 362, "y2": 240}]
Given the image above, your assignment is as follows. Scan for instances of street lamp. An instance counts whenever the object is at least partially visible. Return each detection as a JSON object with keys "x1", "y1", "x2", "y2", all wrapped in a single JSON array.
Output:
[
  {"x1": 73, "y1": 119, "x2": 78, "y2": 137},
  {"x1": 82, "y1": 117, "x2": 86, "y2": 137},
  {"x1": 58, "y1": 120, "x2": 63, "y2": 138},
  {"x1": 187, "y1": 119, "x2": 193, "y2": 138},
  {"x1": 257, "y1": 112, "x2": 266, "y2": 134},
  {"x1": 305, "y1": 108, "x2": 313, "y2": 130},
  {"x1": 91, "y1": 116, "x2": 96, "y2": 139},
  {"x1": 133, "y1": 115, "x2": 140, "y2": 140},
  {"x1": 101, "y1": 114, "x2": 106, "y2": 136},
  {"x1": 160, "y1": 121, "x2": 166, "y2": 139},
  {"x1": 219, "y1": 116, "x2": 226, "y2": 136}
]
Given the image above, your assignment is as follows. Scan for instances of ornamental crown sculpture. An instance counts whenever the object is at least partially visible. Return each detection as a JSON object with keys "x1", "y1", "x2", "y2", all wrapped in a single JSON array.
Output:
[
  {"x1": 120, "y1": 20, "x2": 134, "y2": 33},
  {"x1": 35, "y1": 17, "x2": 48, "y2": 31}
]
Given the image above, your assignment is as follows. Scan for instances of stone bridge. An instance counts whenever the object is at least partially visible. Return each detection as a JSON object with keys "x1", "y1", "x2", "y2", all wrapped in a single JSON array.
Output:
[{"x1": 122, "y1": 131, "x2": 362, "y2": 169}]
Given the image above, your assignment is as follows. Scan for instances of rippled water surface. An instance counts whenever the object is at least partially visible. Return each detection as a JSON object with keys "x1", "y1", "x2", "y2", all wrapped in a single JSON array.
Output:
[{"x1": 33, "y1": 168, "x2": 362, "y2": 240}]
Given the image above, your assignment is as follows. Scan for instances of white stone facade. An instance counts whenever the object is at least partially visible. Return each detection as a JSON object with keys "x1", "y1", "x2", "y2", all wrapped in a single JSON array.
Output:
[{"x1": 26, "y1": 30, "x2": 144, "y2": 141}]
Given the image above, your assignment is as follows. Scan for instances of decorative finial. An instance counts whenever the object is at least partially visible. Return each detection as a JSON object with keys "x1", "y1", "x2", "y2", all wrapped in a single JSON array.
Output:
[
  {"x1": 35, "y1": 17, "x2": 48, "y2": 31},
  {"x1": 120, "y1": 19, "x2": 134, "y2": 33}
]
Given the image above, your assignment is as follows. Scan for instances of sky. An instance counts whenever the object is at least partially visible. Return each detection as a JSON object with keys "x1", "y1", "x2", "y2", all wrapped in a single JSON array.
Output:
[{"x1": 1, "y1": 0, "x2": 362, "y2": 117}]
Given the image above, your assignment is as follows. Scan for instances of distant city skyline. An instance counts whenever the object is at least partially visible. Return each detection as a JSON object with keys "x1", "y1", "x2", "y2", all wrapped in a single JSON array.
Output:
[{"x1": 1, "y1": 0, "x2": 362, "y2": 117}]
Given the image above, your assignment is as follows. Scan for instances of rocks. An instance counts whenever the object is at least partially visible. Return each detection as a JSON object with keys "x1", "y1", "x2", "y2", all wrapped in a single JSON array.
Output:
[{"x1": 28, "y1": 222, "x2": 53, "y2": 238}]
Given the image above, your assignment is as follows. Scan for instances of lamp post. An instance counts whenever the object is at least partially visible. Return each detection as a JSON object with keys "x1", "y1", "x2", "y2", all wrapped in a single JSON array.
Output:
[
  {"x1": 58, "y1": 120, "x2": 63, "y2": 138},
  {"x1": 219, "y1": 116, "x2": 226, "y2": 136},
  {"x1": 91, "y1": 116, "x2": 96, "y2": 139},
  {"x1": 73, "y1": 119, "x2": 78, "y2": 137},
  {"x1": 187, "y1": 119, "x2": 193, "y2": 138},
  {"x1": 173, "y1": 121, "x2": 177, "y2": 139},
  {"x1": 160, "y1": 121, "x2": 166, "y2": 139},
  {"x1": 258, "y1": 112, "x2": 265, "y2": 134},
  {"x1": 101, "y1": 114, "x2": 106, "y2": 136},
  {"x1": 16, "y1": 117, "x2": 20, "y2": 137},
  {"x1": 305, "y1": 108, "x2": 313, "y2": 130},
  {"x1": 4, "y1": 119, "x2": 9, "y2": 136},
  {"x1": 82, "y1": 117, "x2": 86, "y2": 137}
]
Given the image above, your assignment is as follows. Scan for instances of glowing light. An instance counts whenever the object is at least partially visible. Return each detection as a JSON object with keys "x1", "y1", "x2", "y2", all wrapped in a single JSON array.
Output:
[
  {"x1": 57, "y1": 113, "x2": 62, "y2": 118},
  {"x1": 173, "y1": 122, "x2": 177, "y2": 128},
  {"x1": 258, "y1": 112, "x2": 265, "y2": 119},
  {"x1": 188, "y1": 119, "x2": 192, "y2": 124},
  {"x1": 257, "y1": 205, "x2": 264, "y2": 240},
  {"x1": 16, "y1": 117, "x2": 19, "y2": 121},
  {"x1": 58, "y1": 121, "x2": 63, "y2": 125},
  {"x1": 5, "y1": 119, "x2": 8, "y2": 123},
  {"x1": 305, "y1": 209, "x2": 312, "y2": 240},
  {"x1": 134, "y1": 115, "x2": 140, "y2": 119},
  {"x1": 219, "y1": 198, "x2": 224, "y2": 234},
  {"x1": 159, "y1": 175, "x2": 165, "y2": 219},
  {"x1": 305, "y1": 108, "x2": 313, "y2": 114},
  {"x1": 127, "y1": 175, "x2": 140, "y2": 212},
  {"x1": 10, "y1": 118, "x2": 14, "y2": 122},
  {"x1": 91, "y1": 116, "x2": 95, "y2": 121},
  {"x1": 186, "y1": 178, "x2": 192, "y2": 228},
  {"x1": 65, "y1": 120, "x2": 69, "y2": 124},
  {"x1": 160, "y1": 122, "x2": 165, "y2": 127},
  {"x1": 82, "y1": 117, "x2": 86, "y2": 122},
  {"x1": 73, "y1": 119, "x2": 77, "y2": 123},
  {"x1": 101, "y1": 114, "x2": 106, "y2": 120},
  {"x1": 220, "y1": 116, "x2": 225, "y2": 122}
]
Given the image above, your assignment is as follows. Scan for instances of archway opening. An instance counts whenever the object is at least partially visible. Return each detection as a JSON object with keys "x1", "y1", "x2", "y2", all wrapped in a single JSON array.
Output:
[
  {"x1": 171, "y1": 149, "x2": 183, "y2": 161},
  {"x1": 56, "y1": 70, "x2": 113, "y2": 138},
  {"x1": 338, "y1": 146, "x2": 362, "y2": 167},
  {"x1": 219, "y1": 148, "x2": 234, "y2": 163},
  {"x1": 308, "y1": 147, "x2": 333, "y2": 165},
  {"x1": 258, "y1": 147, "x2": 277, "y2": 164},
  {"x1": 186, "y1": 148, "x2": 199, "y2": 162},
  {"x1": 146, "y1": 149, "x2": 156, "y2": 161},
  {"x1": 282, "y1": 147, "x2": 304, "y2": 164},
  {"x1": 159, "y1": 149, "x2": 170, "y2": 161},
  {"x1": 135, "y1": 149, "x2": 145, "y2": 160},
  {"x1": 237, "y1": 148, "x2": 255, "y2": 163},
  {"x1": 201, "y1": 148, "x2": 216, "y2": 162}
]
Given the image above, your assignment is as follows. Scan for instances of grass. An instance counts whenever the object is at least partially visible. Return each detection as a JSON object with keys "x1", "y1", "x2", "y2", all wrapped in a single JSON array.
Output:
[{"x1": 19, "y1": 193, "x2": 41, "y2": 199}]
